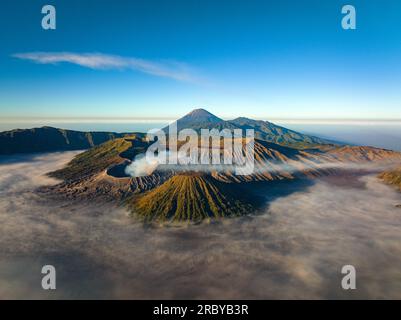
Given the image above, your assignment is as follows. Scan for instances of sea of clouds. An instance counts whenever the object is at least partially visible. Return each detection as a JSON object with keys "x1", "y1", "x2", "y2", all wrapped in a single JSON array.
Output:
[{"x1": 1, "y1": 152, "x2": 401, "y2": 299}]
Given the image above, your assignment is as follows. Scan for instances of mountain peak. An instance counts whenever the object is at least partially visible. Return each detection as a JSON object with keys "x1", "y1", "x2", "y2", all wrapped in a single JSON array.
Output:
[
  {"x1": 163, "y1": 108, "x2": 224, "y2": 132},
  {"x1": 183, "y1": 108, "x2": 222, "y2": 122},
  {"x1": 187, "y1": 108, "x2": 213, "y2": 115}
]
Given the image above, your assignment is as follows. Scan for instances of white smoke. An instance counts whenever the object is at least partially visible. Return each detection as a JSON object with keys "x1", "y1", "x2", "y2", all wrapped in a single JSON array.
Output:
[
  {"x1": 123, "y1": 151, "x2": 400, "y2": 178},
  {"x1": 124, "y1": 154, "x2": 160, "y2": 177}
]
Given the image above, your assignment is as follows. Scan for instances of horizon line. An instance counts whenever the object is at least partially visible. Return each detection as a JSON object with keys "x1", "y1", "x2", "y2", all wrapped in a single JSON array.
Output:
[{"x1": 1, "y1": 117, "x2": 401, "y2": 126}]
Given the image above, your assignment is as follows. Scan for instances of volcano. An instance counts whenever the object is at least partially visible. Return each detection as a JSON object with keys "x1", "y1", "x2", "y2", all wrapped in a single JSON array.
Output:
[{"x1": 163, "y1": 108, "x2": 227, "y2": 132}]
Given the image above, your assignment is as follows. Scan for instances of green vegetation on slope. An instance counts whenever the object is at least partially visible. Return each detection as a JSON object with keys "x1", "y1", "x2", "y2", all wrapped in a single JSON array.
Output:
[
  {"x1": 129, "y1": 173, "x2": 257, "y2": 222},
  {"x1": 49, "y1": 138, "x2": 133, "y2": 181}
]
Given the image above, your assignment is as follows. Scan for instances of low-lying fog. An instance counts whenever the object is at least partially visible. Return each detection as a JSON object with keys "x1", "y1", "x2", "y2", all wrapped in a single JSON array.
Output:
[{"x1": 0, "y1": 152, "x2": 401, "y2": 299}]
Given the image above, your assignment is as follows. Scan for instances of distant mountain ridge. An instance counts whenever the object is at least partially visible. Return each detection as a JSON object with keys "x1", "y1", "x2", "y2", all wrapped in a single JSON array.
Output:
[
  {"x1": 164, "y1": 108, "x2": 335, "y2": 148},
  {"x1": 0, "y1": 126, "x2": 127, "y2": 155}
]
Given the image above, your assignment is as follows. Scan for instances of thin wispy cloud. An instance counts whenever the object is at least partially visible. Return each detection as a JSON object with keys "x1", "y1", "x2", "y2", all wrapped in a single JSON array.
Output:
[{"x1": 12, "y1": 52, "x2": 197, "y2": 82}]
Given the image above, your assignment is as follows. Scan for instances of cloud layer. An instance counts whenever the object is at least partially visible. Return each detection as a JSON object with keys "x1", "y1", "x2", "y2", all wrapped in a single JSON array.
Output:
[
  {"x1": 13, "y1": 52, "x2": 196, "y2": 82},
  {"x1": 1, "y1": 152, "x2": 401, "y2": 299}
]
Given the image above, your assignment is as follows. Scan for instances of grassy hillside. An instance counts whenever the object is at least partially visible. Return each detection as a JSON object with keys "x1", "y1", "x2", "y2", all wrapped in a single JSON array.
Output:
[
  {"x1": 48, "y1": 138, "x2": 133, "y2": 181},
  {"x1": 129, "y1": 173, "x2": 258, "y2": 222}
]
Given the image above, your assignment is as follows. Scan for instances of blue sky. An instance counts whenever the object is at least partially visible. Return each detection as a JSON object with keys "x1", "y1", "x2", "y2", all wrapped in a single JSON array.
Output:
[{"x1": 1, "y1": 0, "x2": 401, "y2": 120}]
